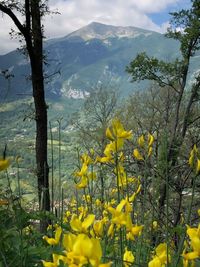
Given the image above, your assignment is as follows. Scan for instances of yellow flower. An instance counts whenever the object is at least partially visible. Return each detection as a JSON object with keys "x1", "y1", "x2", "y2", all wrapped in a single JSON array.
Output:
[
  {"x1": 183, "y1": 224, "x2": 200, "y2": 261},
  {"x1": 42, "y1": 254, "x2": 59, "y2": 267},
  {"x1": 189, "y1": 148, "x2": 195, "y2": 167},
  {"x1": 96, "y1": 140, "x2": 125, "y2": 163},
  {"x1": 107, "y1": 223, "x2": 114, "y2": 237},
  {"x1": 63, "y1": 233, "x2": 109, "y2": 267},
  {"x1": 63, "y1": 232, "x2": 77, "y2": 252},
  {"x1": 108, "y1": 199, "x2": 127, "y2": 227},
  {"x1": 148, "y1": 146, "x2": 153, "y2": 157},
  {"x1": 133, "y1": 149, "x2": 144, "y2": 161},
  {"x1": 75, "y1": 153, "x2": 93, "y2": 186},
  {"x1": 96, "y1": 143, "x2": 114, "y2": 163},
  {"x1": 0, "y1": 158, "x2": 10, "y2": 171},
  {"x1": 81, "y1": 153, "x2": 92, "y2": 164},
  {"x1": 152, "y1": 221, "x2": 158, "y2": 230},
  {"x1": 148, "y1": 133, "x2": 154, "y2": 147},
  {"x1": 70, "y1": 214, "x2": 95, "y2": 233},
  {"x1": 76, "y1": 175, "x2": 88, "y2": 189},
  {"x1": 123, "y1": 247, "x2": 134, "y2": 267},
  {"x1": 138, "y1": 135, "x2": 145, "y2": 148},
  {"x1": 188, "y1": 145, "x2": 200, "y2": 174},
  {"x1": 196, "y1": 159, "x2": 200, "y2": 174},
  {"x1": 148, "y1": 243, "x2": 170, "y2": 267},
  {"x1": 42, "y1": 253, "x2": 66, "y2": 267},
  {"x1": 75, "y1": 163, "x2": 88, "y2": 177},
  {"x1": 129, "y1": 184, "x2": 141, "y2": 202},
  {"x1": 64, "y1": 234, "x2": 91, "y2": 266},
  {"x1": 114, "y1": 164, "x2": 129, "y2": 187},
  {"x1": 95, "y1": 198, "x2": 102, "y2": 207},
  {"x1": 93, "y1": 220, "x2": 104, "y2": 237},
  {"x1": 134, "y1": 133, "x2": 154, "y2": 160},
  {"x1": 74, "y1": 234, "x2": 97, "y2": 258},
  {"x1": 82, "y1": 194, "x2": 91, "y2": 203},
  {"x1": 126, "y1": 223, "x2": 143, "y2": 241},
  {"x1": 78, "y1": 206, "x2": 88, "y2": 219},
  {"x1": 198, "y1": 209, "x2": 200, "y2": 217},
  {"x1": 106, "y1": 118, "x2": 132, "y2": 141},
  {"x1": 106, "y1": 127, "x2": 115, "y2": 141},
  {"x1": 43, "y1": 226, "x2": 62, "y2": 246},
  {"x1": 130, "y1": 225, "x2": 143, "y2": 236},
  {"x1": 148, "y1": 257, "x2": 162, "y2": 267}
]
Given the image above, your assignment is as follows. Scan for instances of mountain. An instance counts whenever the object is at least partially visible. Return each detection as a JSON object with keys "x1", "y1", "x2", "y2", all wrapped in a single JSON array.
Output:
[
  {"x1": 0, "y1": 21, "x2": 196, "y2": 101},
  {"x1": 0, "y1": 22, "x2": 199, "y2": 173},
  {"x1": 66, "y1": 21, "x2": 153, "y2": 40}
]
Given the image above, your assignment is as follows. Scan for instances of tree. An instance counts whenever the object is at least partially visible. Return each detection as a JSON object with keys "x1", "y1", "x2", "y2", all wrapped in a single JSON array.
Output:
[
  {"x1": 126, "y1": 0, "x2": 200, "y2": 225},
  {"x1": 72, "y1": 85, "x2": 118, "y2": 202},
  {"x1": 0, "y1": 0, "x2": 50, "y2": 232},
  {"x1": 73, "y1": 85, "x2": 118, "y2": 153}
]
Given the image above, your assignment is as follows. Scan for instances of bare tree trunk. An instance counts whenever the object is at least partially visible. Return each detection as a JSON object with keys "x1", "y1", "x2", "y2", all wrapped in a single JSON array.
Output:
[
  {"x1": 0, "y1": 0, "x2": 50, "y2": 232},
  {"x1": 30, "y1": 1, "x2": 50, "y2": 232}
]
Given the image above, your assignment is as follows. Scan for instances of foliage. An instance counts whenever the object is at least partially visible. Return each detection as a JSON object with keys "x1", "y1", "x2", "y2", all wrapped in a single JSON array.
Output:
[
  {"x1": 0, "y1": 113, "x2": 200, "y2": 266},
  {"x1": 39, "y1": 118, "x2": 200, "y2": 267},
  {"x1": 0, "y1": 174, "x2": 51, "y2": 266},
  {"x1": 126, "y1": 0, "x2": 200, "y2": 242}
]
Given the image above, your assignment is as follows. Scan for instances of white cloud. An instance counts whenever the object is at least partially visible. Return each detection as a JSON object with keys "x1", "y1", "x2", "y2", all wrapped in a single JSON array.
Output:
[
  {"x1": 128, "y1": 0, "x2": 179, "y2": 13},
  {"x1": 43, "y1": 0, "x2": 179, "y2": 39},
  {"x1": 0, "y1": 0, "x2": 188, "y2": 54},
  {"x1": 0, "y1": 11, "x2": 25, "y2": 54}
]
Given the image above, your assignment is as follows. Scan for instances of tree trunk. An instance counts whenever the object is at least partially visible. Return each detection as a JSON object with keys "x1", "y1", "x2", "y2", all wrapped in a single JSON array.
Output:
[
  {"x1": 30, "y1": 0, "x2": 50, "y2": 232},
  {"x1": 0, "y1": 0, "x2": 51, "y2": 232}
]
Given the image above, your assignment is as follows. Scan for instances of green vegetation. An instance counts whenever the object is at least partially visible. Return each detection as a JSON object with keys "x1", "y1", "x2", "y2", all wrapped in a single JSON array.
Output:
[
  {"x1": 0, "y1": 118, "x2": 200, "y2": 266},
  {"x1": 0, "y1": 0, "x2": 200, "y2": 266}
]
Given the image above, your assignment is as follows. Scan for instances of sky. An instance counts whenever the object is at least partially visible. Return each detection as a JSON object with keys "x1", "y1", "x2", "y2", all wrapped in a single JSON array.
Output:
[{"x1": 0, "y1": 0, "x2": 192, "y2": 55}]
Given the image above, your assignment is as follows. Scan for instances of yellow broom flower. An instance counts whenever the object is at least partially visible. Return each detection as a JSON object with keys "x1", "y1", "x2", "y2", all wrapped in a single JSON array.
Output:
[
  {"x1": 43, "y1": 226, "x2": 62, "y2": 246},
  {"x1": 123, "y1": 247, "x2": 134, "y2": 267},
  {"x1": 70, "y1": 214, "x2": 95, "y2": 233},
  {"x1": 133, "y1": 149, "x2": 144, "y2": 161},
  {"x1": 0, "y1": 158, "x2": 10, "y2": 171},
  {"x1": 137, "y1": 135, "x2": 145, "y2": 148}
]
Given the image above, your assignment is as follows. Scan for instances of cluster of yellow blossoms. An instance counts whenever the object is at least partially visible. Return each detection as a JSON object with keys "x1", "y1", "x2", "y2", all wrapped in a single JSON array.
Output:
[
  {"x1": 43, "y1": 223, "x2": 112, "y2": 267},
  {"x1": 0, "y1": 157, "x2": 10, "y2": 172},
  {"x1": 182, "y1": 223, "x2": 200, "y2": 267},
  {"x1": 133, "y1": 133, "x2": 154, "y2": 161},
  {"x1": 42, "y1": 119, "x2": 145, "y2": 266},
  {"x1": 74, "y1": 153, "x2": 95, "y2": 189},
  {"x1": 42, "y1": 187, "x2": 143, "y2": 266},
  {"x1": 1, "y1": 118, "x2": 200, "y2": 267},
  {"x1": 0, "y1": 157, "x2": 10, "y2": 205},
  {"x1": 41, "y1": 119, "x2": 200, "y2": 267},
  {"x1": 189, "y1": 144, "x2": 200, "y2": 174}
]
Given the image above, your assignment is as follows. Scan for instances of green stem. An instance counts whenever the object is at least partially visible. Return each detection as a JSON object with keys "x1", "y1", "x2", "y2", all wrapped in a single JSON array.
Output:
[
  {"x1": 100, "y1": 165, "x2": 104, "y2": 204},
  {"x1": 61, "y1": 187, "x2": 64, "y2": 227},
  {"x1": 166, "y1": 165, "x2": 169, "y2": 266},
  {"x1": 49, "y1": 121, "x2": 54, "y2": 214},
  {"x1": 114, "y1": 140, "x2": 123, "y2": 263},
  {"x1": 174, "y1": 174, "x2": 197, "y2": 266},
  {"x1": 57, "y1": 118, "x2": 62, "y2": 218}
]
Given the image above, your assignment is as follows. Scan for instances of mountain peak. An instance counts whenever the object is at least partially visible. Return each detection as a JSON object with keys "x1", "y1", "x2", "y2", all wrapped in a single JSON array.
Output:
[{"x1": 67, "y1": 22, "x2": 155, "y2": 41}]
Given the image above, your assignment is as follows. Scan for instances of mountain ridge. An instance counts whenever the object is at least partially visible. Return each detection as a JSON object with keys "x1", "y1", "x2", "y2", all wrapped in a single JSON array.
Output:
[
  {"x1": 0, "y1": 21, "x2": 190, "y2": 101},
  {"x1": 45, "y1": 22, "x2": 159, "y2": 47},
  {"x1": 65, "y1": 21, "x2": 157, "y2": 41}
]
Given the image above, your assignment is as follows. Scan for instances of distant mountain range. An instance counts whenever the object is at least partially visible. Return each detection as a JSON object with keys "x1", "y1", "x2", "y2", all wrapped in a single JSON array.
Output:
[{"x1": 0, "y1": 22, "x2": 198, "y2": 101}]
